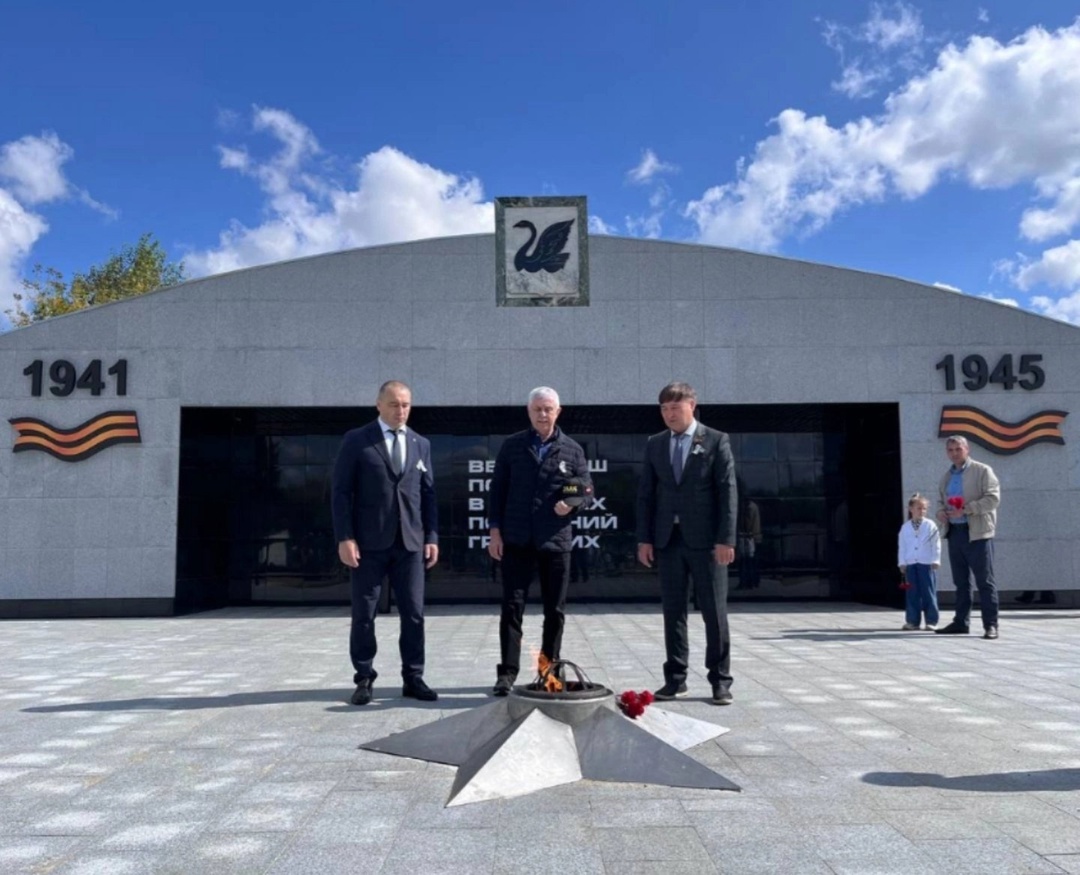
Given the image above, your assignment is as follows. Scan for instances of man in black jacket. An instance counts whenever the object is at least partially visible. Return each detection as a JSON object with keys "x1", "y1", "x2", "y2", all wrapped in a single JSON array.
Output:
[
  {"x1": 487, "y1": 387, "x2": 592, "y2": 696},
  {"x1": 637, "y1": 381, "x2": 737, "y2": 705}
]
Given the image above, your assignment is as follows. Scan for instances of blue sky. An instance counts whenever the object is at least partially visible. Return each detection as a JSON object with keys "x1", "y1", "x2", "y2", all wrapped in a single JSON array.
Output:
[{"x1": 2, "y1": 1, "x2": 1080, "y2": 328}]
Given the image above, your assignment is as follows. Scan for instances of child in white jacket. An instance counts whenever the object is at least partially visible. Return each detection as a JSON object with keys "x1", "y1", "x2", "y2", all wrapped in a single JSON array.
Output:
[{"x1": 898, "y1": 493, "x2": 942, "y2": 630}]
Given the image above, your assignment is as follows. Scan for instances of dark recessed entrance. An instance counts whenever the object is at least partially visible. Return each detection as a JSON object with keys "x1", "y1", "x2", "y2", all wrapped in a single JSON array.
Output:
[{"x1": 175, "y1": 404, "x2": 901, "y2": 614}]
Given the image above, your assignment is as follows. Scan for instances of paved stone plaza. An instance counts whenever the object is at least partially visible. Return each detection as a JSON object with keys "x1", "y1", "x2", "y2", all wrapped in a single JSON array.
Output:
[{"x1": 1, "y1": 603, "x2": 1079, "y2": 874}]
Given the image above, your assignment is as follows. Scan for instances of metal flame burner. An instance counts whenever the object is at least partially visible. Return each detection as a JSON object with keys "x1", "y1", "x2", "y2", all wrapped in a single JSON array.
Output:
[{"x1": 512, "y1": 659, "x2": 613, "y2": 724}]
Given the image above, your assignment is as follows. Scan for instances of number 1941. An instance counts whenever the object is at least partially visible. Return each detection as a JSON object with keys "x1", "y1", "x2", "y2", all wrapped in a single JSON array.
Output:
[
  {"x1": 935, "y1": 354, "x2": 1044, "y2": 391},
  {"x1": 22, "y1": 359, "x2": 128, "y2": 397}
]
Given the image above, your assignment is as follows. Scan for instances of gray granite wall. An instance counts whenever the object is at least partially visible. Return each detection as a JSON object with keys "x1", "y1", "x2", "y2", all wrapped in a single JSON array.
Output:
[{"x1": 2, "y1": 234, "x2": 1078, "y2": 603}]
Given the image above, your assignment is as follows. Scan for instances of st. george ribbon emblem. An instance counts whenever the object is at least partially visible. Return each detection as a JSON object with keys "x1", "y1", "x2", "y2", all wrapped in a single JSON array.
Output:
[
  {"x1": 9, "y1": 411, "x2": 142, "y2": 462},
  {"x1": 938, "y1": 405, "x2": 1067, "y2": 455}
]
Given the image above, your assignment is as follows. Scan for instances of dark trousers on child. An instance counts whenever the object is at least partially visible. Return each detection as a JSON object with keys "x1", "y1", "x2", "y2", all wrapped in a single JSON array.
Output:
[{"x1": 904, "y1": 563, "x2": 939, "y2": 627}]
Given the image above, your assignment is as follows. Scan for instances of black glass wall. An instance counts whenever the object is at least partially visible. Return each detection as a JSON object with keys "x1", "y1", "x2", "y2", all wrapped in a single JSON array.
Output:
[{"x1": 175, "y1": 404, "x2": 901, "y2": 613}]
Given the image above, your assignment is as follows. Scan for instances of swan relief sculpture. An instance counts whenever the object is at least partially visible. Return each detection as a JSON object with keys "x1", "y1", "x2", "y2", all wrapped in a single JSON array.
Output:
[{"x1": 513, "y1": 218, "x2": 575, "y2": 274}]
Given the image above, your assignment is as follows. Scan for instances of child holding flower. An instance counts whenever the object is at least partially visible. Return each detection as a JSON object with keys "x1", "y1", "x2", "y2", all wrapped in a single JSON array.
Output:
[{"x1": 898, "y1": 493, "x2": 941, "y2": 630}]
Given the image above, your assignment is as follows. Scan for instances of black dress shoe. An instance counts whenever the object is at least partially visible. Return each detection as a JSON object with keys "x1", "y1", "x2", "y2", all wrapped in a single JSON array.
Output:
[
  {"x1": 402, "y1": 678, "x2": 438, "y2": 701},
  {"x1": 983, "y1": 626, "x2": 999, "y2": 639},
  {"x1": 934, "y1": 623, "x2": 970, "y2": 634},
  {"x1": 654, "y1": 681, "x2": 688, "y2": 700},
  {"x1": 711, "y1": 686, "x2": 733, "y2": 706},
  {"x1": 492, "y1": 675, "x2": 513, "y2": 697},
  {"x1": 350, "y1": 679, "x2": 373, "y2": 706}
]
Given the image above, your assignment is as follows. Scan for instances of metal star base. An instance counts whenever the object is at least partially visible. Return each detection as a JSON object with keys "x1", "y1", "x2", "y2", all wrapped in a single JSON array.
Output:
[{"x1": 359, "y1": 691, "x2": 740, "y2": 806}]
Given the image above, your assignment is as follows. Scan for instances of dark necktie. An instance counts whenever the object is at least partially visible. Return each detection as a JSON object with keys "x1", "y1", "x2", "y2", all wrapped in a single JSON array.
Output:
[
  {"x1": 391, "y1": 429, "x2": 404, "y2": 475},
  {"x1": 672, "y1": 433, "x2": 685, "y2": 484}
]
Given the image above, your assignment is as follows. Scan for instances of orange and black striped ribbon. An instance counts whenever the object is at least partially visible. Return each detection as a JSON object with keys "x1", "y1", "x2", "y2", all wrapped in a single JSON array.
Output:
[
  {"x1": 938, "y1": 405, "x2": 1067, "y2": 455},
  {"x1": 9, "y1": 411, "x2": 142, "y2": 462}
]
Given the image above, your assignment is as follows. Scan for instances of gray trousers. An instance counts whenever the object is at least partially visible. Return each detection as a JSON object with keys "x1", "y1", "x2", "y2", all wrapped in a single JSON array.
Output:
[
  {"x1": 947, "y1": 525, "x2": 998, "y2": 629},
  {"x1": 658, "y1": 526, "x2": 732, "y2": 689}
]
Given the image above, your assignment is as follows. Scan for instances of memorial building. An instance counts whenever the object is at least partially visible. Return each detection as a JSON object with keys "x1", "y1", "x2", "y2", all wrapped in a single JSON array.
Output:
[{"x1": 2, "y1": 196, "x2": 1078, "y2": 617}]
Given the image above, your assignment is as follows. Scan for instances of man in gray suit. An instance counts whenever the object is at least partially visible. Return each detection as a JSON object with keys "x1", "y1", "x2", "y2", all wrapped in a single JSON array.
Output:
[
  {"x1": 331, "y1": 380, "x2": 439, "y2": 706},
  {"x1": 637, "y1": 382, "x2": 737, "y2": 705}
]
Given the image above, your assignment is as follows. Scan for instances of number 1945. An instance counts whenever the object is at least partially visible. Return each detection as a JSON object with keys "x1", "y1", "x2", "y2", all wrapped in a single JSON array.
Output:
[{"x1": 935, "y1": 354, "x2": 1044, "y2": 391}]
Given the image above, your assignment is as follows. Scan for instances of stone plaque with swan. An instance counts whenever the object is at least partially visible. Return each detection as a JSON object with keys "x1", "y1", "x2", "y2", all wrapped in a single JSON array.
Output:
[{"x1": 496, "y1": 195, "x2": 590, "y2": 306}]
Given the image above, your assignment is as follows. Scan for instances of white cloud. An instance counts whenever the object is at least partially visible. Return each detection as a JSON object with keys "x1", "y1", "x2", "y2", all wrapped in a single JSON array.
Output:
[
  {"x1": 685, "y1": 109, "x2": 889, "y2": 250},
  {"x1": 978, "y1": 292, "x2": 1019, "y2": 307},
  {"x1": 627, "y1": 149, "x2": 677, "y2": 185},
  {"x1": 0, "y1": 132, "x2": 110, "y2": 322},
  {"x1": 625, "y1": 212, "x2": 663, "y2": 239},
  {"x1": 1031, "y1": 289, "x2": 1080, "y2": 323},
  {"x1": 1020, "y1": 176, "x2": 1080, "y2": 242},
  {"x1": 833, "y1": 63, "x2": 888, "y2": 100},
  {"x1": 864, "y1": 2, "x2": 924, "y2": 50},
  {"x1": 0, "y1": 188, "x2": 49, "y2": 318},
  {"x1": 824, "y1": 3, "x2": 926, "y2": 98},
  {"x1": 621, "y1": 153, "x2": 677, "y2": 240},
  {"x1": 1012, "y1": 239, "x2": 1080, "y2": 291},
  {"x1": 186, "y1": 107, "x2": 494, "y2": 276},
  {"x1": 588, "y1": 215, "x2": 616, "y2": 235},
  {"x1": 934, "y1": 282, "x2": 1016, "y2": 307},
  {"x1": 0, "y1": 133, "x2": 72, "y2": 204},
  {"x1": 218, "y1": 146, "x2": 250, "y2": 172},
  {"x1": 687, "y1": 18, "x2": 1080, "y2": 321},
  {"x1": 977, "y1": 8, "x2": 990, "y2": 24}
]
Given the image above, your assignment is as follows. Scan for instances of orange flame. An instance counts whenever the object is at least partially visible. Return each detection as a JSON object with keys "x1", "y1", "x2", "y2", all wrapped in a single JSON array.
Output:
[{"x1": 537, "y1": 653, "x2": 563, "y2": 693}]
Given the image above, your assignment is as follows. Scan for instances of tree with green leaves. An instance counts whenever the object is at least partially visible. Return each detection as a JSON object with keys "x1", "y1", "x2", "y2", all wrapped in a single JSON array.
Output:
[{"x1": 6, "y1": 233, "x2": 185, "y2": 328}]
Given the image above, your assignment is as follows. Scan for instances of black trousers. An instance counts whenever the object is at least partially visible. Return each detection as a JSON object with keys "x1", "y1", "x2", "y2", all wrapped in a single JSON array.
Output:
[
  {"x1": 658, "y1": 525, "x2": 731, "y2": 689},
  {"x1": 947, "y1": 526, "x2": 998, "y2": 630},
  {"x1": 497, "y1": 544, "x2": 570, "y2": 680},
  {"x1": 349, "y1": 536, "x2": 425, "y2": 684}
]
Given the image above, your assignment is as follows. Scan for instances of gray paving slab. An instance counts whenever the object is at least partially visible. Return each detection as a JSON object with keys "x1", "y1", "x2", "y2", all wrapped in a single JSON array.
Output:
[
  {"x1": 913, "y1": 837, "x2": 1070, "y2": 874},
  {"x1": 0, "y1": 603, "x2": 1078, "y2": 873},
  {"x1": 0, "y1": 835, "x2": 85, "y2": 874},
  {"x1": 1046, "y1": 856, "x2": 1080, "y2": 875},
  {"x1": 595, "y1": 825, "x2": 713, "y2": 863}
]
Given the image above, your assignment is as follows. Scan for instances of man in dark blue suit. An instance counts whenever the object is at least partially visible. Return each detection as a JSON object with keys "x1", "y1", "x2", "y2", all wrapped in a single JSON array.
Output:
[
  {"x1": 637, "y1": 381, "x2": 737, "y2": 705},
  {"x1": 487, "y1": 387, "x2": 592, "y2": 696},
  {"x1": 331, "y1": 380, "x2": 439, "y2": 706}
]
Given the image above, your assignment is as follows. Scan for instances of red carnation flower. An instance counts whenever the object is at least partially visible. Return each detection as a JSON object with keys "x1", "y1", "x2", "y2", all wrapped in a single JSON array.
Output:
[
  {"x1": 947, "y1": 496, "x2": 964, "y2": 509},
  {"x1": 617, "y1": 689, "x2": 654, "y2": 720}
]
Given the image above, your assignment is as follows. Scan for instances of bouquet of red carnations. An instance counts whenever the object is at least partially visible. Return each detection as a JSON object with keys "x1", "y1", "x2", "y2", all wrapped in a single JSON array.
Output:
[{"x1": 617, "y1": 689, "x2": 655, "y2": 719}]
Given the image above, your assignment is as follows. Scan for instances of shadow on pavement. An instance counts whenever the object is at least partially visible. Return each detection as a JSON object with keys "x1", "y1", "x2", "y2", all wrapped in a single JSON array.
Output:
[
  {"x1": 22, "y1": 686, "x2": 492, "y2": 713},
  {"x1": 754, "y1": 629, "x2": 939, "y2": 641},
  {"x1": 862, "y1": 768, "x2": 1080, "y2": 792}
]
